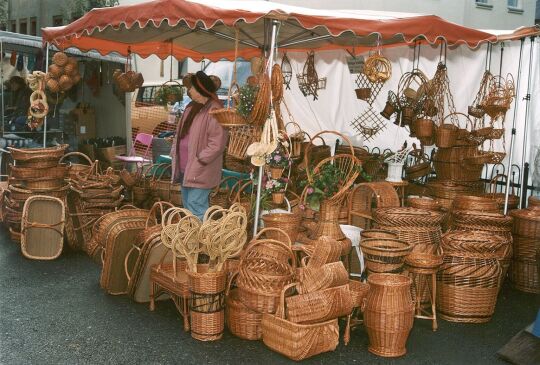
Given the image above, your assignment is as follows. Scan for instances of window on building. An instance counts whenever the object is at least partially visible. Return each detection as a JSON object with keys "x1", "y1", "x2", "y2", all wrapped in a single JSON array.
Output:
[
  {"x1": 19, "y1": 19, "x2": 27, "y2": 35},
  {"x1": 52, "y1": 16, "x2": 63, "y2": 27},
  {"x1": 30, "y1": 17, "x2": 37, "y2": 36},
  {"x1": 507, "y1": 0, "x2": 523, "y2": 9},
  {"x1": 476, "y1": 0, "x2": 488, "y2": 3},
  {"x1": 10, "y1": 21, "x2": 16, "y2": 33}
]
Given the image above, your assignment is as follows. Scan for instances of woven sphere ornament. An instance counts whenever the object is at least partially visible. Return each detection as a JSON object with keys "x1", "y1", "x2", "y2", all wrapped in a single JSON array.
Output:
[
  {"x1": 132, "y1": 72, "x2": 144, "y2": 88},
  {"x1": 59, "y1": 75, "x2": 73, "y2": 91},
  {"x1": 52, "y1": 52, "x2": 68, "y2": 67},
  {"x1": 72, "y1": 73, "x2": 81, "y2": 85},
  {"x1": 48, "y1": 64, "x2": 63, "y2": 78},
  {"x1": 46, "y1": 78, "x2": 60, "y2": 93},
  {"x1": 63, "y1": 62, "x2": 78, "y2": 76}
]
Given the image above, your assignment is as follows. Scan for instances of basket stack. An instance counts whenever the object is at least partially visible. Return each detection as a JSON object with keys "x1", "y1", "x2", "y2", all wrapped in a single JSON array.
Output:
[
  {"x1": 360, "y1": 238, "x2": 412, "y2": 274},
  {"x1": 4, "y1": 145, "x2": 70, "y2": 243},
  {"x1": 437, "y1": 231, "x2": 505, "y2": 323},
  {"x1": 426, "y1": 180, "x2": 484, "y2": 210},
  {"x1": 260, "y1": 239, "x2": 349, "y2": 361},
  {"x1": 451, "y1": 210, "x2": 513, "y2": 281},
  {"x1": 373, "y1": 207, "x2": 444, "y2": 254},
  {"x1": 229, "y1": 234, "x2": 296, "y2": 341},
  {"x1": 509, "y1": 208, "x2": 540, "y2": 293},
  {"x1": 432, "y1": 146, "x2": 483, "y2": 182},
  {"x1": 70, "y1": 170, "x2": 124, "y2": 254}
]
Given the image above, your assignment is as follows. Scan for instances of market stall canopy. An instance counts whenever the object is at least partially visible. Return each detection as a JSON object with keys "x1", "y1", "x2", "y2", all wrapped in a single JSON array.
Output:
[
  {"x1": 42, "y1": 0, "x2": 504, "y2": 61},
  {"x1": 0, "y1": 31, "x2": 125, "y2": 63}
]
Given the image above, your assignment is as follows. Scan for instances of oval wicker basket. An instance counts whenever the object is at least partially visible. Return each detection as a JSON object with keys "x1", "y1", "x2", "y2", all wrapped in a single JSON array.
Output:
[
  {"x1": 360, "y1": 238, "x2": 412, "y2": 274},
  {"x1": 452, "y1": 195, "x2": 498, "y2": 212},
  {"x1": 360, "y1": 229, "x2": 398, "y2": 240}
]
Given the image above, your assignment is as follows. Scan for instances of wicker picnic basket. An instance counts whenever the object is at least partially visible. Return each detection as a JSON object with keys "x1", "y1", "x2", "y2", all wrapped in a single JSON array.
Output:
[
  {"x1": 452, "y1": 195, "x2": 498, "y2": 212},
  {"x1": 9, "y1": 163, "x2": 69, "y2": 180},
  {"x1": 261, "y1": 286, "x2": 340, "y2": 361},
  {"x1": 407, "y1": 197, "x2": 441, "y2": 211},
  {"x1": 21, "y1": 195, "x2": 65, "y2": 260},
  {"x1": 59, "y1": 152, "x2": 94, "y2": 180},
  {"x1": 187, "y1": 264, "x2": 227, "y2": 341},
  {"x1": 284, "y1": 282, "x2": 353, "y2": 324},
  {"x1": 363, "y1": 274, "x2": 414, "y2": 357}
]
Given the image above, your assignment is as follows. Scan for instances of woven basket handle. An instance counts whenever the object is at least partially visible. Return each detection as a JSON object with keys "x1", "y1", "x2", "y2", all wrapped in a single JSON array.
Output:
[
  {"x1": 488, "y1": 173, "x2": 514, "y2": 196},
  {"x1": 225, "y1": 270, "x2": 239, "y2": 297},
  {"x1": 59, "y1": 151, "x2": 93, "y2": 166},
  {"x1": 276, "y1": 282, "x2": 298, "y2": 319},
  {"x1": 253, "y1": 227, "x2": 292, "y2": 247},
  {"x1": 124, "y1": 244, "x2": 141, "y2": 282},
  {"x1": 211, "y1": 176, "x2": 239, "y2": 198},
  {"x1": 239, "y1": 237, "x2": 296, "y2": 270},
  {"x1": 146, "y1": 201, "x2": 174, "y2": 229},
  {"x1": 231, "y1": 180, "x2": 254, "y2": 205}
]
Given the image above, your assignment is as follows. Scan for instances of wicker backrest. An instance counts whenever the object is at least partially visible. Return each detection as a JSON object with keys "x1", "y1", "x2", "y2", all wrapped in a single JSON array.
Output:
[{"x1": 348, "y1": 182, "x2": 400, "y2": 228}]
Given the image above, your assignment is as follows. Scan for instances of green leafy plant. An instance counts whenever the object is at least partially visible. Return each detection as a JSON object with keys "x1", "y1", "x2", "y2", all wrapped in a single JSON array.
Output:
[
  {"x1": 300, "y1": 163, "x2": 362, "y2": 211},
  {"x1": 154, "y1": 85, "x2": 183, "y2": 109},
  {"x1": 236, "y1": 84, "x2": 259, "y2": 119},
  {"x1": 266, "y1": 138, "x2": 292, "y2": 168}
]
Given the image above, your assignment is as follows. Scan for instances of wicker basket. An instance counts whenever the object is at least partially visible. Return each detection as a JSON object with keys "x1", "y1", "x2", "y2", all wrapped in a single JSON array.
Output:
[
  {"x1": 360, "y1": 238, "x2": 412, "y2": 274},
  {"x1": 437, "y1": 254, "x2": 501, "y2": 323},
  {"x1": 510, "y1": 209, "x2": 540, "y2": 241},
  {"x1": 349, "y1": 279, "x2": 370, "y2": 308},
  {"x1": 452, "y1": 195, "x2": 498, "y2": 212},
  {"x1": 226, "y1": 288, "x2": 263, "y2": 340},
  {"x1": 407, "y1": 197, "x2": 441, "y2": 211},
  {"x1": 209, "y1": 107, "x2": 246, "y2": 127},
  {"x1": 187, "y1": 265, "x2": 227, "y2": 341},
  {"x1": 261, "y1": 286, "x2": 339, "y2": 361},
  {"x1": 8, "y1": 144, "x2": 68, "y2": 164},
  {"x1": 261, "y1": 212, "x2": 302, "y2": 244},
  {"x1": 296, "y1": 260, "x2": 349, "y2": 294},
  {"x1": 363, "y1": 274, "x2": 414, "y2": 358},
  {"x1": 510, "y1": 258, "x2": 539, "y2": 294},
  {"x1": 9, "y1": 164, "x2": 69, "y2": 180},
  {"x1": 435, "y1": 124, "x2": 458, "y2": 148},
  {"x1": 360, "y1": 229, "x2": 398, "y2": 240},
  {"x1": 483, "y1": 174, "x2": 520, "y2": 211}
]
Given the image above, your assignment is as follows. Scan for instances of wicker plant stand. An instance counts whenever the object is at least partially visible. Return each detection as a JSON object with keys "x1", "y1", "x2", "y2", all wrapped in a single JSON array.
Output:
[{"x1": 405, "y1": 253, "x2": 443, "y2": 331}]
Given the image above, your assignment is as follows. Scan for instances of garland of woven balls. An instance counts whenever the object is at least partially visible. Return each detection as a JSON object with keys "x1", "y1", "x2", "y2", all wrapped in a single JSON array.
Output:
[{"x1": 46, "y1": 52, "x2": 82, "y2": 93}]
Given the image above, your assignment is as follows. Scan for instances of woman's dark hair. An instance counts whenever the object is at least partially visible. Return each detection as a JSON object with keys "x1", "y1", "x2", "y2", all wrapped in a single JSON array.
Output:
[{"x1": 179, "y1": 101, "x2": 204, "y2": 139}]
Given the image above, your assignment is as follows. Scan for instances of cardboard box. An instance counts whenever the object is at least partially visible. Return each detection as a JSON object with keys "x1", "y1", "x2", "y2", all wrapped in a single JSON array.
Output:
[{"x1": 70, "y1": 106, "x2": 96, "y2": 143}]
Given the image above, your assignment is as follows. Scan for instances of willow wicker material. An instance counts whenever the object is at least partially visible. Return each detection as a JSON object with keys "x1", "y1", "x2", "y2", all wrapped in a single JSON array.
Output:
[
  {"x1": 285, "y1": 283, "x2": 353, "y2": 324},
  {"x1": 349, "y1": 280, "x2": 370, "y2": 308},
  {"x1": 510, "y1": 258, "x2": 539, "y2": 294},
  {"x1": 312, "y1": 199, "x2": 346, "y2": 241},
  {"x1": 452, "y1": 210, "x2": 513, "y2": 234},
  {"x1": 360, "y1": 229, "x2": 398, "y2": 240},
  {"x1": 9, "y1": 164, "x2": 69, "y2": 180},
  {"x1": 226, "y1": 288, "x2": 263, "y2": 340},
  {"x1": 441, "y1": 231, "x2": 506, "y2": 255},
  {"x1": 435, "y1": 124, "x2": 458, "y2": 148},
  {"x1": 24, "y1": 177, "x2": 66, "y2": 190},
  {"x1": 8, "y1": 144, "x2": 68, "y2": 163},
  {"x1": 21, "y1": 195, "x2": 65, "y2": 260},
  {"x1": 405, "y1": 252, "x2": 443, "y2": 270},
  {"x1": 296, "y1": 261, "x2": 349, "y2": 294},
  {"x1": 348, "y1": 182, "x2": 400, "y2": 228},
  {"x1": 483, "y1": 174, "x2": 520, "y2": 211},
  {"x1": 427, "y1": 180, "x2": 484, "y2": 200},
  {"x1": 407, "y1": 197, "x2": 441, "y2": 211},
  {"x1": 512, "y1": 235, "x2": 539, "y2": 260},
  {"x1": 363, "y1": 274, "x2": 414, "y2": 358},
  {"x1": 437, "y1": 254, "x2": 501, "y2": 323},
  {"x1": 452, "y1": 195, "x2": 498, "y2": 213},
  {"x1": 528, "y1": 196, "x2": 540, "y2": 209},
  {"x1": 360, "y1": 238, "x2": 412, "y2": 274},
  {"x1": 262, "y1": 213, "x2": 302, "y2": 244},
  {"x1": 187, "y1": 266, "x2": 227, "y2": 341},
  {"x1": 261, "y1": 286, "x2": 339, "y2": 361},
  {"x1": 303, "y1": 236, "x2": 342, "y2": 268},
  {"x1": 210, "y1": 108, "x2": 246, "y2": 127},
  {"x1": 510, "y1": 209, "x2": 540, "y2": 238},
  {"x1": 236, "y1": 239, "x2": 296, "y2": 313}
]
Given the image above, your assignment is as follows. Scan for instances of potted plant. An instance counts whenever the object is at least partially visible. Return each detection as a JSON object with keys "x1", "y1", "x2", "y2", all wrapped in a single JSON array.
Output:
[
  {"x1": 264, "y1": 177, "x2": 288, "y2": 205},
  {"x1": 265, "y1": 136, "x2": 291, "y2": 178},
  {"x1": 154, "y1": 85, "x2": 183, "y2": 110}
]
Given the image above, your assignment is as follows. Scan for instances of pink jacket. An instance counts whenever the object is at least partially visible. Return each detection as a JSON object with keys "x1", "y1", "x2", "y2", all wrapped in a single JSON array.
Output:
[{"x1": 170, "y1": 100, "x2": 227, "y2": 189}]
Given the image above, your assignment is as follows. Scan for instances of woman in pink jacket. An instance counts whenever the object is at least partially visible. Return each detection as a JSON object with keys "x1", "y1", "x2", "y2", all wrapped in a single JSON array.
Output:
[{"x1": 170, "y1": 71, "x2": 228, "y2": 220}]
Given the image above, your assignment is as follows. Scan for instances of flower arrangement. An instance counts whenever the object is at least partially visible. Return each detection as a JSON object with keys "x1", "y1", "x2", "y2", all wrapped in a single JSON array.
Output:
[
  {"x1": 154, "y1": 85, "x2": 183, "y2": 109},
  {"x1": 236, "y1": 84, "x2": 259, "y2": 119},
  {"x1": 301, "y1": 163, "x2": 362, "y2": 211},
  {"x1": 266, "y1": 137, "x2": 291, "y2": 169},
  {"x1": 264, "y1": 177, "x2": 288, "y2": 193}
]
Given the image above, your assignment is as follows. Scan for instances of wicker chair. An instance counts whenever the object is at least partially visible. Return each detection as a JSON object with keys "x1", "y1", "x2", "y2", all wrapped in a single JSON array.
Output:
[{"x1": 348, "y1": 182, "x2": 400, "y2": 229}]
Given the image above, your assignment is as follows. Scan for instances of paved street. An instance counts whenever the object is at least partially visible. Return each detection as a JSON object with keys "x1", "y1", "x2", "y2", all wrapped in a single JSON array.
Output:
[{"x1": 0, "y1": 228, "x2": 538, "y2": 365}]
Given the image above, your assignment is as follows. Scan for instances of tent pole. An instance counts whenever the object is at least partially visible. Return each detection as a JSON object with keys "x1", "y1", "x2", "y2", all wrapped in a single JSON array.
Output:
[
  {"x1": 253, "y1": 19, "x2": 279, "y2": 236},
  {"x1": 503, "y1": 39, "x2": 524, "y2": 214},
  {"x1": 43, "y1": 42, "x2": 50, "y2": 147},
  {"x1": 517, "y1": 36, "x2": 536, "y2": 208}
]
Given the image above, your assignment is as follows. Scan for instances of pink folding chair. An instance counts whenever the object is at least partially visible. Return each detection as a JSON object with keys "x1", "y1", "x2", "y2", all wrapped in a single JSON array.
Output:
[{"x1": 115, "y1": 132, "x2": 153, "y2": 171}]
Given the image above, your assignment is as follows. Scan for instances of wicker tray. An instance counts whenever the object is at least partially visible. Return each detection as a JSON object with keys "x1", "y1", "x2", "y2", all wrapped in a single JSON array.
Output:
[{"x1": 21, "y1": 195, "x2": 65, "y2": 260}]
